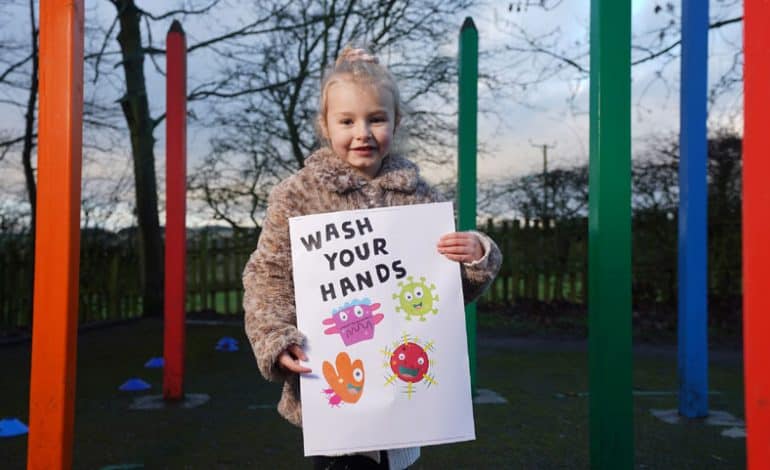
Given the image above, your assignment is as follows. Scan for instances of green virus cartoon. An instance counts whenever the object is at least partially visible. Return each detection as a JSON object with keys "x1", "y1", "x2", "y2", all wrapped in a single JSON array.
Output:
[
  {"x1": 392, "y1": 276, "x2": 438, "y2": 321},
  {"x1": 381, "y1": 333, "x2": 437, "y2": 399}
]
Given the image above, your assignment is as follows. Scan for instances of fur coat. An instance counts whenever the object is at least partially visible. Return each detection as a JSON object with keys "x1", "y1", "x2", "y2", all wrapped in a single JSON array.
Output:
[{"x1": 242, "y1": 147, "x2": 502, "y2": 426}]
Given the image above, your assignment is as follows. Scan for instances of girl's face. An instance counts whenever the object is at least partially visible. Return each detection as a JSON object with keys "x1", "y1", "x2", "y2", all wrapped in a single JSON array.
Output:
[{"x1": 323, "y1": 79, "x2": 396, "y2": 179}]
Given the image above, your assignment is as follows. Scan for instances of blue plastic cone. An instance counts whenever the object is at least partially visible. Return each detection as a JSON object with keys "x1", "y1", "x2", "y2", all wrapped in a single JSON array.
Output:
[
  {"x1": 144, "y1": 357, "x2": 164, "y2": 368},
  {"x1": 216, "y1": 342, "x2": 239, "y2": 352},
  {"x1": 0, "y1": 418, "x2": 28, "y2": 437},
  {"x1": 216, "y1": 336, "x2": 238, "y2": 346},
  {"x1": 119, "y1": 378, "x2": 151, "y2": 392},
  {"x1": 215, "y1": 336, "x2": 239, "y2": 351}
]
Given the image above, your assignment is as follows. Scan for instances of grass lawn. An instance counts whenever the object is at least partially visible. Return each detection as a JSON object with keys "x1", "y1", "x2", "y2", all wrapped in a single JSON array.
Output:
[{"x1": 2, "y1": 317, "x2": 744, "y2": 469}]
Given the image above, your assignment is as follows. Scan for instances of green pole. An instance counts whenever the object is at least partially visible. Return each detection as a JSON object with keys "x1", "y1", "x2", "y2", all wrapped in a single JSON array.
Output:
[
  {"x1": 458, "y1": 17, "x2": 478, "y2": 397},
  {"x1": 589, "y1": 0, "x2": 633, "y2": 468}
]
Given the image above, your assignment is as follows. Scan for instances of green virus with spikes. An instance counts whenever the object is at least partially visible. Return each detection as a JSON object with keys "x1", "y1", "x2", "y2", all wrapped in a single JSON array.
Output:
[
  {"x1": 381, "y1": 333, "x2": 437, "y2": 399},
  {"x1": 392, "y1": 276, "x2": 438, "y2": 321}
]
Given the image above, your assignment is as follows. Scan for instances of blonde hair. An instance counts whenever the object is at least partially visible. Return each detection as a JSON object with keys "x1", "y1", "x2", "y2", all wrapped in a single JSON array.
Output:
[{"x1": 316, "y1": 46, "x2": 403, "y2": 143}]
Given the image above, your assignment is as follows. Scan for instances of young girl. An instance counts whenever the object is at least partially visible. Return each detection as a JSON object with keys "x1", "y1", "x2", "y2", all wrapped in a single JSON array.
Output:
[{"x1": 243, "y1": 46, "x2": 502, "y2": 470}]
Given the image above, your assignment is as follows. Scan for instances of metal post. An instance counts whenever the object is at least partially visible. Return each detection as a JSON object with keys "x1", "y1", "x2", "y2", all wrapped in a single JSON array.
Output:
[
  {"x1": 164, "y1": 20, "x2": 187, "y2": 401},
  {"x1": 27, "y1": 1, "x2": 85, "y2": 468},
  {"x1": 743, "y1": 1, "x2": 770, "y2": 467},
  {"x1": 458, "y1": 16, "x2": 478, "y2": 396},
  {"x1": 678, "y1": 0, "x2": 709, "y2": 419},
  {"x1": 588, "y1": 0, "x2": 633, "y2": 468}
]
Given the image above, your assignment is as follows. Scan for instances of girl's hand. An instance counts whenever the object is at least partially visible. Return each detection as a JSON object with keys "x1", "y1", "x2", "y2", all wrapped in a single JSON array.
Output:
[
  {"x1": 437, "y1": 232, "x2": 484, "y2": 263},
  {"x1": 277, "y1": 344, "x2": 312, "y2": 374}
]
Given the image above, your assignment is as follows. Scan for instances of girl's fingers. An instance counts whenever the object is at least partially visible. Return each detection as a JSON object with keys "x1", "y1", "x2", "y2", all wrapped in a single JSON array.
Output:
[
  {"x1": 437, "y1": 238, "x2": 473, "y2": 249},
  {"x1": 437, "y1": 241, "x2": 471, "y2": 250},
  {"x1": 288, "y1": 344, "x2": 307, "y2": 361},
  {"x1": 279, "y1": 355, "x2": 312, "y2": 374},
  {"x1": 437, "y1": 232, "x2": 472, "y2": 244},
  {"x1": 278, "y1": 347, "x2": 312, "y2": 374},
  {"x1": 441, "y1": 253, "x2": 467, "y2": 262},
  {"x1": 437, "y1": 232, "x2": 484, "y2": 262},
  {"x1": 438, "y1": 245, "x2": 472, "y2": 255}
]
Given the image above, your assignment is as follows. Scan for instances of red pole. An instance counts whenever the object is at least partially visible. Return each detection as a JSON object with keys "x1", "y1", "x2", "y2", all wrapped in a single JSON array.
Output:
[
  {"x1": 163, "y1": 19, "x2": 187, "y2": 401},
  {"x1": 27, "y1": 1, "x2": 84, "y2": 468},
  {"x1": 743, "y1": 1, "x2": 770, "y2": 468}
]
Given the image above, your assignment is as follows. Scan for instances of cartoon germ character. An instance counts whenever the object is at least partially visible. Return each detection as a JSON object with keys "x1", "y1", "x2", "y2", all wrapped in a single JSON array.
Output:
[
  {"x1": 393, "y1": 276, "x2": 438, "y2": 321},
  {"x1": 322, "y1": 352, "x2": 365, "y2": 407},
  {"x1": 322, "y1": 298, "x2": 384, "y2": 346},
  {"x1": 381, "y1": 333, "x2": 437, "y2": 399}
]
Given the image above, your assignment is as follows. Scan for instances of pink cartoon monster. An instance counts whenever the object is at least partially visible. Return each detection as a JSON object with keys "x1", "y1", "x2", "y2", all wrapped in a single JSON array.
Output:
[{"x1": 322, "y1": 298, "x2": 384, "y2": 346}]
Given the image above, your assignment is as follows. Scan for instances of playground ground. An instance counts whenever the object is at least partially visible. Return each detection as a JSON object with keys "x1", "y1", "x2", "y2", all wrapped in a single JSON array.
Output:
[{"x1": 1, "y1": 315, "x2": 745, "y2": 469}]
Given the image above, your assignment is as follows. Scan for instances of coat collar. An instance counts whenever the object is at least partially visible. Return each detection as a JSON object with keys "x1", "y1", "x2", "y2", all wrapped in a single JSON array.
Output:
[{"x1": 304, "y1": 147, "x2": 420, "y2": 194}]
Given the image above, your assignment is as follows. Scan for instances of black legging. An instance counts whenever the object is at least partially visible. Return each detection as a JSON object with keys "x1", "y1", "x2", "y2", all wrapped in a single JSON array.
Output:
[{"x1": 312, "y1": 451, "x2": 391, "y2": 470}]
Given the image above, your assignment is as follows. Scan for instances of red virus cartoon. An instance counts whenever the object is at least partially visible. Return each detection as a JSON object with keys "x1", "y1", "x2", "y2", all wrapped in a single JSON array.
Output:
[{"x1": 381, "y1": 333, "x2": 437, "y2": 398}]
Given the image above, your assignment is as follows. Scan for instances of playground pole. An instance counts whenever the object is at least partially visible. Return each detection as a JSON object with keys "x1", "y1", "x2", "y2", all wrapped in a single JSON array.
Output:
[
  {"x1": 677, "y1": 0, "x2": 709, "y2": 419},
  {"x1": 163, "y1": 20, "x2": 188, "y2": 401},
  {"x1": 27, "y1": 1, "x2": 84, "y2": 468},
  {"x1": 588, "y1": 1, "x2": 633, "y2": 468},
  {"x1": 458, "y1": 16, "x2": 478, "y2": 396},
  {"x1": 742, "y1": 1, "x2": 770, "y2": 467}
]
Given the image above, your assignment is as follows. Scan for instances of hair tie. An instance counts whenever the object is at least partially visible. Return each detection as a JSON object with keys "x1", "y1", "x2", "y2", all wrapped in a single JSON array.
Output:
[{"x1": 336, "y1": 47, "x2": 379, "y2": 66}]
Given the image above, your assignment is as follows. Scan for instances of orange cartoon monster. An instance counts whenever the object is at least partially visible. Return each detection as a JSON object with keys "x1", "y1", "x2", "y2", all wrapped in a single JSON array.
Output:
[{"x1": 322, "y1": 352, "x2": 365, "y2": 406}]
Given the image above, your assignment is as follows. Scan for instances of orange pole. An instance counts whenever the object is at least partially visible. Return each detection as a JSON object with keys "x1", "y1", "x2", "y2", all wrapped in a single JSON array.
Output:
[
  {"x1": 743, "y1": 1, "x2": 770, "y2": 468},
  {"x1": 27, "y1": 1, "x2": 84, "y2": 469},
  {"x1": 163, "y1": 20, "x2": 187, "y2": 400}
]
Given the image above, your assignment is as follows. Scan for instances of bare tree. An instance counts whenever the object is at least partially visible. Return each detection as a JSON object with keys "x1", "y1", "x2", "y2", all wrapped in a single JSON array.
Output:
[
  {"x1": 632, "y1": 135, "x2": 680, "y2": 215},
  {"x1": 480, "y1": 164, "x2": 588, "y2": 221},
  {"x1": 0, "y1": 0, "x2": 38, "y2": 237},
  {"x1": 499, "y1": 1, "x2": 743, "y2": 116},
  {"x1": 630, "y1": 130, "x2": 742, "y2": 218},
  {"x1": 84, "y1": 0, "x2": 300, "y2": 315},
  {"x1": 188, "y1": 0, "x2": 477, "y2": 229}
]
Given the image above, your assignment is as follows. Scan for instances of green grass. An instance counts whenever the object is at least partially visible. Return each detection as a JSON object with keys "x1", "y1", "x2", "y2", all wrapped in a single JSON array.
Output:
[{"x1": 2, "y1": 318, "x2": 744, "y2": 469}]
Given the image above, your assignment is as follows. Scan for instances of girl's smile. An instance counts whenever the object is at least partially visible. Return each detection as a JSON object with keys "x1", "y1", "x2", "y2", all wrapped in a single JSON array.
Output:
[{"x1": 351, "y1": 145, "x2": 376, "y2": 155}]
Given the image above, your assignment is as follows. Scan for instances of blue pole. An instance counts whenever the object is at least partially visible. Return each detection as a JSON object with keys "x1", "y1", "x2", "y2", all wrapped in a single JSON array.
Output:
[{"x1": 677, "y1": 0, "x2": 709, "y2": 418}]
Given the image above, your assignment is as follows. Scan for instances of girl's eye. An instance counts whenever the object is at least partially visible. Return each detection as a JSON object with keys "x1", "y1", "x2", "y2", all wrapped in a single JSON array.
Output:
[
  {"x1": 340, "y1": 119, "x2": 353, "y2": 125},
  {"x1": 370, "y1": 116, "x2": 386, "y2": 123}
]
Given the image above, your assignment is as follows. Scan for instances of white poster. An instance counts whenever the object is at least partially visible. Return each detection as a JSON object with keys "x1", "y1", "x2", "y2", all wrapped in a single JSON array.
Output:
[{"x1": 289, "y1": 202, "x2": 475, "y2": 456}]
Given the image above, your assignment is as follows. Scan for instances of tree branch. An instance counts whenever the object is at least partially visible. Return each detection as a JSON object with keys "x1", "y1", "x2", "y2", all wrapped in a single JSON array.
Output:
[
  {"x1": 135, "y1": 0, "x2": 221, "y2": 21},
  {"x1": 0, "y1": 54, "x2": 33, "y2": 83},
  {"x1": 93, "y1": 15, "x2": 120, "y2": 83},
  {"x1": 633, "y1": 16, "x2": 743, "y2": 66},
  {"x1": 187, "y1": 77, "x2": 297, "y2": 101},
  {"x1": 0, "y1": 135, "x2": 27, "y2": 148}
]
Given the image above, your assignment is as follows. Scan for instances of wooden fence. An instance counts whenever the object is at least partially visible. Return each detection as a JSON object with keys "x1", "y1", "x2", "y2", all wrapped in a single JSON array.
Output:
[
  {"x1": 479, "y1": 218, "x2": 588, "y2": 305},
  {"x1": 0, "y1": 215, "x2": 741, "y2": 332}
]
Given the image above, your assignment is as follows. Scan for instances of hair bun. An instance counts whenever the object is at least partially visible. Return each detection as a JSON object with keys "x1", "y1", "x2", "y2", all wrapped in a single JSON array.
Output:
[{"x1": 336, "y1": 46, "x2": 379, "y2": 66}]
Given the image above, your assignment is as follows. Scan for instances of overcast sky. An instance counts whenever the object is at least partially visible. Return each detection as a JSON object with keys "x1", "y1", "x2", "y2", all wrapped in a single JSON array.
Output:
[
  {"x1": 0, "y1": 0, "x2": 744, "y2": 227},
  {"x1": 467, "y1": 0, "x2": 743, "y2": 180}
]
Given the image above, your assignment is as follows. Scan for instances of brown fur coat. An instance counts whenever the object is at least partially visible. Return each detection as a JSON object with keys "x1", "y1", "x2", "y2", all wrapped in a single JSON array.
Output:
[{"x1": 243, "y1": 147, "x2": 502, "y2": 426}]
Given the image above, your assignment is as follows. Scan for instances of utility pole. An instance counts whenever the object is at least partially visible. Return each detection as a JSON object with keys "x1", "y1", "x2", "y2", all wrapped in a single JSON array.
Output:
[
  {"x1": 529, "y1": 140, "x2": 556, "y2": 305},
  {"x1": 530, "y1": 140, "x2": 556, "y2": 222}
]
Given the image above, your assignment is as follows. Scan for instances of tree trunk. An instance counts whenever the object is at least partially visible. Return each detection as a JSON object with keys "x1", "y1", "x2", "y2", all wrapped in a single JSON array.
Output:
[
  {"x1": 21, "y1": 0, "x2": 39, "y2": 324},
  {"x1": 22, "y1": 2, "x2": 38, "y2": 238},
  {"x1": 114, "y1": 0, "x2": 164, "y2": 317}
]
